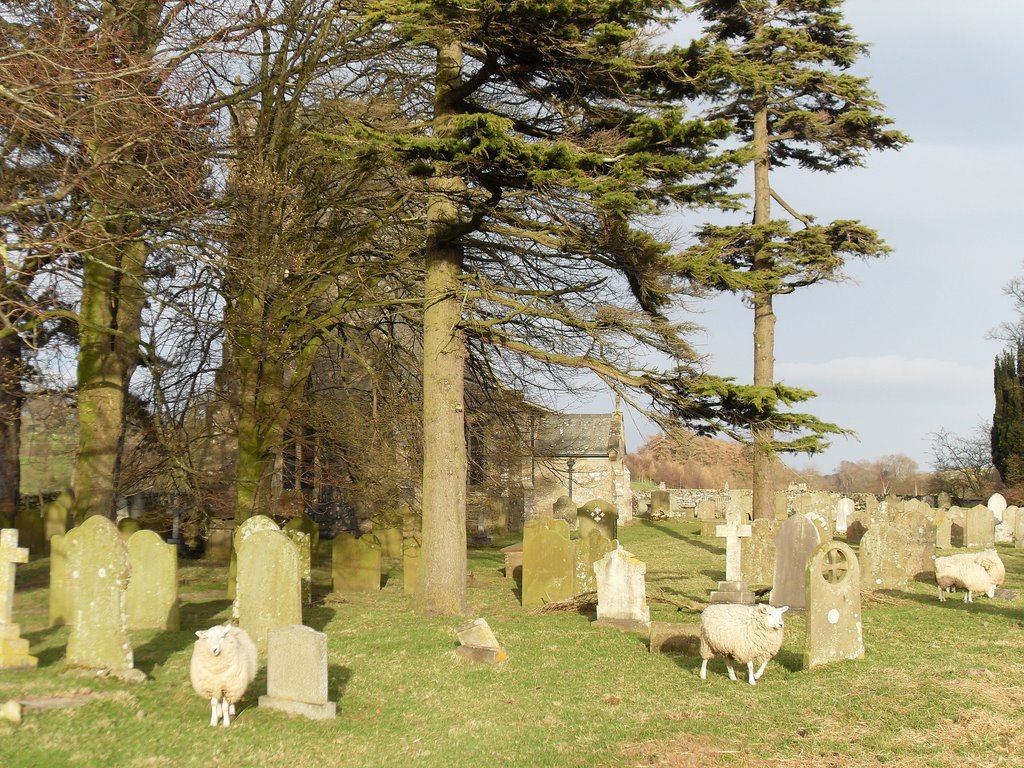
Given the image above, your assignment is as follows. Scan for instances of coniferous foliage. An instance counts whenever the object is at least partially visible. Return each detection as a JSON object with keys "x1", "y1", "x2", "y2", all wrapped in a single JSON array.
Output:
[{"x1": 992, "y1": 347, "x2": 1024, "y2": 488}]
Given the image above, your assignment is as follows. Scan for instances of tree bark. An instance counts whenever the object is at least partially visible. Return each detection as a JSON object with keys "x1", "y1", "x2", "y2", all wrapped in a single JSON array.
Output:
[
  {"x1": 0, "y1": 332, "x2": 21, "y2": 528},
  {"x1": 417, "y1": 39, "x2": 468, "y2": 616},
  {"x1": 751, "y1": 100, "x2": 776, "y2": 521}
]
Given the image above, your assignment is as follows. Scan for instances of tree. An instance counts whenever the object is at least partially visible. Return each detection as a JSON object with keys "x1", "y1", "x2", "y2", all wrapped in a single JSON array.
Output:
[
  {"x1": 991, "y1": 347, "x2": 1024, "y2": 489},
  {"x1": 369, "y1": 0, "x2": 749, "y2": 614},
  {"x1": 676, "y1": 0, "x2": 908, "y2": 520},
  {"x1": 929, "y1": 425, "x2": 993, "y2": 501}
]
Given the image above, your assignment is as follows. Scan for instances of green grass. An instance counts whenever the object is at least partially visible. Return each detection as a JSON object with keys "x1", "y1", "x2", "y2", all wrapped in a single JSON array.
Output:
[{"x1": 3, "y1": 521, "x2": 1024, "y2": 768}]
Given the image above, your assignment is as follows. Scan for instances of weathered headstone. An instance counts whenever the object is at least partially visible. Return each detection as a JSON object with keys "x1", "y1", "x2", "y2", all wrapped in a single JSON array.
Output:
[
  {"x1": 521, "y1": 518, "x2": 574, "y2": 607},
  {"x1": 773, "y1": 492, "x2": 789, "y2": 521},
  {"x1": 48, "y1": 532, "x2": 71, "y2": 627},
  {"x1": 937, "y1": 491, "x2": 953, "y2": 509},
  {"x1": 454, "y1": 617, "x2": 508, "y2": 663},
  {"x1": 203, "y1": 523, "x2": 234, "y2": 563},
  {"x1": 741, "y1": 519, "x2": 779, "y2": 586},
  {"x1": 770, "y1": 513, "x2": 822, "y2": 610},
  {"x1": 403, "y1": 536, "x2": 422, "y2": 595},
  {"x1": 709, "y1": 515, "x2": 753, "y2": 605},
  {"x1": 43, "y1": 490, "x2": 74, "y2": 548},
  {"x1": 284, "y1": 511, "x2": 320, "y2": 566},
  {"x1": 574, "y1": 528, "x2": 616, "y2": 595},
  {"x1": 501, "y1": 541, "x2": 523, "y2": 581},
  {"x1": 987, "y1": 493, "x2": 1008, "y2": 521},
  {"x1": 594, "y1": 545, "x2": 650, "y2": 630},
  {"x1": 804, "y1": 541, "x2": 864, "y2": 670},
  {"x1": 577, "y1": 499, "x2": 617, "y2": 542},
  {"x1": 283, "y1": 529, "x2": 312, "y2": 605},
  {"x1": 934, "y1": 508, "x2": 952, "y2": 549},
  {"x1": 964, "y1": 504, "x2": 995, "y2": 548},
  {"x1": 552, "y1": 495, "x2": 577, "y2": 527},
  {"x1": 116, "y1": 518, "x2": 141, "y2": 540},
  {"x1": 948, "y1": 506, "x2": 966, "y2": 546},
  {"x1": 859, "y1": 510, "x2": 912, "y2": 592},
  {"x1": 649, "y1": 490, "x2": 671, "y2": 520},
  {"x1": 1015, "y1": 511, "x2": 1024, "y2": 551},
  {"x1": 0, "y1": 530, "x2": 37, "y2": 669},
  {"x1": 15, "y1": 511, "x2": 45, "y2": 556},
  {"x1": 331, "y1": 533, "x2": 381, "y2": 593},
  {"x1": 236, "y1": 529, "x2": 303, "y2": 652},
  {"x1": 125, "y1": 530, "x2": 179, "y2": 631},
  {"x1": 259, "y1": 625, "x2": 336, "y2": 719},
  {"x1": 835, "y1": 498, "x2": 854, "y2": 534},
  {"x1": 995, "y1": 505, "x2": 1016, "y2": 544},
  {"x1": 899, "y1": 509, "x2": 936, "y2": 580},
  {"x1": 228, "y1": 515, "x2": 280, "y2": 599},
  {"x1": 66, "y1": 516, "x2": 133, "y2": 672}
]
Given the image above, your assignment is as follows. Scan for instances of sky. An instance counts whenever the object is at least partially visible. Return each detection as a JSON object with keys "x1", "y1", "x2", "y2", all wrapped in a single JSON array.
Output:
[{"x1": 580, "y1": 1, "x2": 1024, "y2": 475}]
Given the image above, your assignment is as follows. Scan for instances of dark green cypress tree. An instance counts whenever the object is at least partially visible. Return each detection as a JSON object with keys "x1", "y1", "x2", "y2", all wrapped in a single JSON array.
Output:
[{"x1": 992, "y1": 347, "x2": 1024, "y2": 487}]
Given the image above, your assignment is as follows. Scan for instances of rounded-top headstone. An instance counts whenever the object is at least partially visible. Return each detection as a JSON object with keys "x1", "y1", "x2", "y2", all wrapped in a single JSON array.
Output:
[{"x1": 987, "y1": 493, "x2": 1008, "y2": 518}]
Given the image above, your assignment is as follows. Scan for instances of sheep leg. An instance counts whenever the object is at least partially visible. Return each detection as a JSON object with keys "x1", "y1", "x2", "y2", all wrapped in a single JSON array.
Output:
[
  {"x1": 937, "y1": 585, "x2": 945, "y2": 602},
  {"x1": 209, "y1": 698, "x2": 220, "y2": 727},
  {"x1": 747, "y1": 661, "x2": 757, "y2": 686},
  {"x1": 725, "y1": 659, "x2": 737, "y2": 681},
  {"x1": 965, "y1": 590, "x2": 972, "y2": 604},
  {"x1": 753, "y1": 660, "x2": 768, "y2": 680},
  {"x1": 221, "y1": 696, "x2": 231, "y2": 727},
  {"x1": 228, "y1": 702, "x2": 236, "y2": 717},
  {"x1": 699, "y1": 659, "x2": 708, "y2": 680}
]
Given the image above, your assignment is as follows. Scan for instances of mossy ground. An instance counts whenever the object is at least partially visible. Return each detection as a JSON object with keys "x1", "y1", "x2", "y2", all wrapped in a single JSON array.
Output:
[{"x1": 2, "y1": 520, "x2": 1022, "y2": 767}]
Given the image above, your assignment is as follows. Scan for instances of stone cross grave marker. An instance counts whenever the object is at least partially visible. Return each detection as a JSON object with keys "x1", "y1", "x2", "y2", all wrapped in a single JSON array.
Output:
[
  {"x1": 804, "y1": 541, "x2": 863, "y2": 670},
  {"x1": 715, "y1": 516, "x2": 752, "y2": 583},
  {"x1": 0, "y1": 529, "x2": 37, "y2": 669}
]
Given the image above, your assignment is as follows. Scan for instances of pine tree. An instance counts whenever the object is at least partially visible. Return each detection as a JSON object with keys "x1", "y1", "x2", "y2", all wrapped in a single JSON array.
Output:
[
  {"x1": 675, "y1": 0, "x2": 908, "y2": 520},
  {"x1": 992, "y1": 348, "x2": 1024, "y2": 488}
]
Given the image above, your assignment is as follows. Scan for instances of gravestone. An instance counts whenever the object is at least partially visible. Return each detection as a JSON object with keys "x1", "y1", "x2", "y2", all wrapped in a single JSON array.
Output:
[
  {"x1": 372, "y1": 524, "x2": 403, "y2": 559},
  {"x1": 116, "y1": 518, "x2": 141, "y2": 540},
  {"x1": 987, "y1": 493, "x2": 1008, "y2": 521},
  {"x1": 935, "y1": 508, "x2": 952, "y2": 549},
  {"x1": 501, "y1": 542, "x2": 523, "y2": 581},
  {"x1": 284, "y1": 511, "x2": 320, "y2": 566},
  {"x1": 236, "y1": 529, "x2": 303, "y2": 652},
  {"x1": 259, "y1": 625, "x2": 336, "y2": 719},
  {"x1": 521, "y1": 518, "x2": 574, "y2": 607},
  {"x1": 948, "y1": 506, "x2": 966, "y2": 546},
  {"x1": 697, "y1": 498, "x2": 723, "y2": 538},
  {"x1": 66, "y1": 516, "x2": 134, "y2": 672},
  {"x1": 741, "y1": 519, "x2": 779, "y2": 586},
  {"x1": 454, "y1": 617, "x2": 508, "y2": 664},
  {"x1": 0, "y1": 530, "x2": 38, "y2": 669},
  {"x1": 804, "y1": 541, "x2": 864, "y2": 670},
  {"x1": 203, "y1": 523, "x2": 234, "y2": 563},
  {"x1": 593, "y1": 545, "x2": 650, "y2": 631},
  {"x1": 553, "y1": 495, "x2": 577, "y2": 527},
  {"x1": 15, "y1": 511, "x2": 45, "y2": 556},
  {"x1": 835, "y1": 498, "x2": 854, "y2": 534},
  {"x1": 859, "y1": 511, "x2": 912, "y2": 592},
  {"x1": 899, "y1": 509, "x2": 936, "y2": 580},
  {"x1": 995, "y1": 505, "x2": 1016, "y2": 544},
  {"x1": 770, "y1": 513, "x2": 822, "y2": 610},
  {"x1": 43, "y1": 490, "x2": 73, "y2": 549},
  {"x1": 649, "y1": 490, "x2": 671, "y2": 520},
  {"x1": 937, "y1": 491, "x2": 953, "y2": 509},
  {"x1": 332, "y1": 533, "x2": 381, "y2": 593},
  {"x1": 403, "y1": 536, "x2": 422, "y2": 595},
  {"x1": 283, "y1": 529, "x2": 312, "y2": 605},
  {"x1": 125, "y1": 530, "x2": 179, "y2": 631},
  {"x1": 48, "y1": 532, "x2": 71, "y2": 627},
  {"x1": 1015, "y1": 511, "x2": 1024, "y2": 551},
  {"x1": 228, "y1": 515, "x2": 280, "y2": 599},
  {"x1": 964, "y1": 504, "x2": 995, "y2": 548},
  {"x1": 577, "y1": 499, "x2": 617, "y2": 542},
  {"x1": 774, "y1": 492, "x2": 789, "y2": 521},
  {"x1": 574, "y1": 528, "x2": 616, "y2": 596},
  {"x1": 709, "y1": 515, "x2": 753, "y2": 605}
]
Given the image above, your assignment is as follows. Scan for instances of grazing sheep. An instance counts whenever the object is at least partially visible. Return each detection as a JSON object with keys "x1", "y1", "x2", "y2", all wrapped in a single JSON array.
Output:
[
  {"x1": 699, "y1": 603, "x2": 788, "y2": 686},
  {"x1": 190, "y1": 624, "x2": 258, "y2": 726},
  {"x1": 935, "y1": 550, "x2": 1001, "y2": 603}
]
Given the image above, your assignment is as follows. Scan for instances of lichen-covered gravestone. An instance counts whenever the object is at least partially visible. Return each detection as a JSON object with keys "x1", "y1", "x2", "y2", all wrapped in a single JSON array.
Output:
[
  {"x1": 574, "y1": 528, "x2": 616, "y2": 596},
  {"x1": 15, "y1": 510, "x2": 45, "y2": 556},
  {"x1": 770, "y1": 513, "x2": 822, "y2": 610},
  {"x1": 741, "y1": 519, "x2": 779, "y2": 586},
  {"x1": 577, "y1": 499, "x2": 617, "y2": 542},
  {"x1": 521, "y1": 518, "x2": 573, "y2": 607},
  {"x1": 228, "y1": 515, "x2": 280, "y2": 600},
  {"x1": 593, "y1": 545, "x2": 650, "y2": 630},
  {"x1": 66, "y1": 516, "x2": 134, "y2": 672},
  {"x1": 899, "y1": 509, "x2": 936, "y2": 580},
  {"x1": 283, "y1": 529, "x2": 312, "y2": 605},
  {"x1": 43, "y1": 490, "x2": 73, "y2": 551},
  {"x1": 116, "y1": 517, "x2": 141, "y2": 540},
  {"x1": 331, "y1": 533, "x2": 381, "y2": 593},
  {"x1": 48, "y1": 530, "x2": 74, "y2": 627},
  {"x1": 403, "y1": 536, "x2": 422, "y2": 595},
  {"x1": 259, "y1": 624, "x2": 336, "y2": 719},
  {"x1": 963, "y1": 505, "x2": 995, "y2": 548},
  {"x1": 935, "y1": 508, "x2": 952, "y2": 549},
  {"x1": 284, "y1": 511, "x2": 320, "y2": 565},
  {"x1": 125, "y1": 530, "x2": 179, "y2": 630},
  {"x1": 236, "y1": 529, "x2": 302, "y2": 652},
  {"x1": 553, "y1": 495, "x2": 577, "y2": 527},
  {"x1": 804, "y1": 541, "x2": 863, "y2": 670},
  {"x1": 0, "y1": 529, "x2": 38, "y2": 669}
]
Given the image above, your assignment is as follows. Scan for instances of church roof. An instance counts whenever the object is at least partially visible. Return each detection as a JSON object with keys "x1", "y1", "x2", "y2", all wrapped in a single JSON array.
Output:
[{"x1": 531, "y1": 412, "x2": 623, "y2": 458}]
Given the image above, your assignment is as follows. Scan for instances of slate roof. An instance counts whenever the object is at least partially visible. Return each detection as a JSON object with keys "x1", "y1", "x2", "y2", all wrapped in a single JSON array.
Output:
[{"x1": 530, "y1": 412, "x2": 622, "y2": 458}]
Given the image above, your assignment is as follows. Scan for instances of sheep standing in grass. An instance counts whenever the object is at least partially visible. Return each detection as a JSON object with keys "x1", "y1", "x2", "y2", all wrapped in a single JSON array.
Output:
[
  {"x1": 935, "y1": 550, "x2": 1002, "y2": 603},
  {"x1": 190, "y1": 624, "x2": 258, "y2": 726},
  {"x1": 699, "y1": 603, "x2": 788, "y2": 686}
]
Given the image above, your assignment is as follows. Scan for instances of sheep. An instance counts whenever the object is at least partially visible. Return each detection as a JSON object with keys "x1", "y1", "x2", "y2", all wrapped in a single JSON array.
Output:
[
  {"x1": 934, "y1": 550, "x2": 1001, "y2": 603},
  {"x1": 699, "y1": 603, "x2": 788, "y2": 686},
  {"x1": 189, "y1": 623, "x2": 258, "y2": 726}
]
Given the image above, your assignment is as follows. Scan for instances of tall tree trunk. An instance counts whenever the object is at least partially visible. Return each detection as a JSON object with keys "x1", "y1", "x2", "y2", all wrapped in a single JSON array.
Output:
[
  {"x1": 74, "y1": 211, "x2": 146, "y2": 523},
  {"x1": 417, "y1": 39, "x2": 468, "y2": 615},
  {"x1": 751, "y1": 101, "x2": 776, "y2": 522},
  {"x1": 0, "y1": 332, "x2": 22, "y2": 528}
]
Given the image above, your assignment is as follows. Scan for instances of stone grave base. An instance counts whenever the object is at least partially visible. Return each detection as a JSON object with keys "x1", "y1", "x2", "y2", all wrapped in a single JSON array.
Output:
[
  {"x1": 454, "y1": 645, "x2": 508, "y2": 664},
  {"x1": 0, "y1": 624, "x2": 37, "y2": 669},
  {"x1": 709, "y1": 581, "x2": 755, "y2": 605},
  {"x1": 649, "y1": 622, "x2": 700, "y2": 655},
  {"x1": 592, "y1": 617, "x2": 650, "y2": 634},
  {"x1": 259, "y1": 695, "x2": 337, "y2": 720}
]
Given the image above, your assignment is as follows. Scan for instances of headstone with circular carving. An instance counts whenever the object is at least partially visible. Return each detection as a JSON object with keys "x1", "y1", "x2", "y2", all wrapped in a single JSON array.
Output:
[{"x1": 804, "y1": 541, "x2": 863, "y2": 670}]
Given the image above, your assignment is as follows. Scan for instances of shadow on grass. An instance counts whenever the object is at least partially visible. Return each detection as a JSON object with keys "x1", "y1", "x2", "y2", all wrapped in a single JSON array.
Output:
[
  {"x1": 646, "y1": 524, "x2": 724, "y2": 557},
  {"x1": 133, "y1": 598, "x2": 233, "y2": 675},
  {"x1": 23, "y1": 625, "x2": 67, "y2": 667},
  {"x1": 884, "y1": 589, "x2": 1024, "y2": 620}
]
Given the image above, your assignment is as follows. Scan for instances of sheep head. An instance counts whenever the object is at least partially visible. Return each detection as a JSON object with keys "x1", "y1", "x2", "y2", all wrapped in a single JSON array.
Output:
[
  {"x1": 758, "y1": 605, "x2": 788, "y2": 630},
  {"x1": 196, "y1": 624, "x2": 233, "y2": 656}
]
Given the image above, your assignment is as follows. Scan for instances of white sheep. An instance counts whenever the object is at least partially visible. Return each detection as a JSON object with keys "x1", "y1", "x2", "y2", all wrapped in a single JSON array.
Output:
[
  {"x1": 934, "y1": 550, "x2": 1001, "y2": 603},
  {"x1": 699, "y1": 603, "x2": 788, "y2": 686},
  {"x1": 190, "y1": 623, "x2": 258, "y2": 726}
]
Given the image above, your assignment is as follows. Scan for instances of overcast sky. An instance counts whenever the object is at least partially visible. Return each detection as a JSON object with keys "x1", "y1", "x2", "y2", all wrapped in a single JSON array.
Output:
[{"x1": 596, "y1": 1, "x2": 1024, "y2": 474}]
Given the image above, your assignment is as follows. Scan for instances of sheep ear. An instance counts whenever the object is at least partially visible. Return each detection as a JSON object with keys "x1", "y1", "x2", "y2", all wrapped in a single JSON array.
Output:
[
  {"x1": 195, "y1": 630, "x2": 206, "y2": 639},
  {"x1": 778, "y1": 606, "x2": 789, "y2": 614}
]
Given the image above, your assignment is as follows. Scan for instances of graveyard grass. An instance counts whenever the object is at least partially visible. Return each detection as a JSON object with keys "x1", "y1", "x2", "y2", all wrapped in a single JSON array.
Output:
[{"x1": 3, "y1": 521, "x2": 1024, "y2": 768}]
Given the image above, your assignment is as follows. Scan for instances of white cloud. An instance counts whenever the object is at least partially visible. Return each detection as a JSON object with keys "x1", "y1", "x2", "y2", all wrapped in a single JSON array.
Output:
[{"x1": 776, "y1": 355, "x2": 984, "y2": 388}]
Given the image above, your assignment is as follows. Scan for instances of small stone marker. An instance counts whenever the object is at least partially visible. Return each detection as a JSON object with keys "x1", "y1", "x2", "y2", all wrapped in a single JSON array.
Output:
[
  {"x1": 804, "y1": 541, "x2": 863, "y2": 670},
  {"x1": 501, "y1": 542, "x2": 523, "y2": 581},
  {"x1": 1015, "y1": 512, "x2": 1024, "y2": 550},
  {"x1": 0, "y1": 529, "x2": 37, "y2": 669},
  {"x1": 125, "y1": 530, "x2": 179, "y2": 631},
  {"x1": 332, "y1": 533, "x2": 381, "y2": 593},
  {"x1": 770, "y1": 513, "x2": 822, "y2": 610},
  {"x1": 593, "y1": 544, "x2": 650, "y2": 631},
  {"x1": 454, "y1": 617, "x2": 508, "y2": 663},
  {"x1": 259, "y1": 625, "x2": 336, "y2": 719},
  {"x1": 66, "y1": 516, "x2": 134, "y2": 672},
  {"x1": 372, "y1": 525, "x2": 402, "y2": 559},
  {"x1": 577, "y1": 499, "x2": 617, "y2": 542},
  {"x1": 521, "y1": 518, "x2": 574, "y2": 607},
  {"x1": 964, "y1": 504, "x2": 995, "y2": 548},
  {"x1": 203, "y1": 523, "x2": 233, "y2": 562},
  {"x1": 236, "y1": 529, "x2": 303, "y2": 652},
  {"x1": 649, "y1": 490, "x2": 671, "y2": 520}
]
